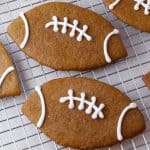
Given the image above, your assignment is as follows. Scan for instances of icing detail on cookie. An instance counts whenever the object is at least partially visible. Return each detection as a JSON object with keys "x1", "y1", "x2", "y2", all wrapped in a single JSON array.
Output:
[
  {"x1": 59, "y1": 89, "x2": 105, "y2": 119},
  {"x1": 134, "y1": 0, "x2": 150, "y2": 15},
  {"x1": 117, "y1": 103, "x2": 137, "y2": 141},
  {"x1": 0, "y1": 66, "x2": 15, "y2": 87},
  {"x1": 45, "y1": 16, "x2": 92, "y2": 42},
  {"x1": 109, "y1": 0, "x2": 150, "y2": 15},
  {"x1": 20, "y1": 12, "x2": 29, "y2": 49},
  {"x1": 103, "y1": 29, "x2": 119, "y2": 63},
  {"x1": 35, "y1": 86, "x2": 46, "y2": 128},
  {"x1": 109, "y1": 0, "x2": 121, "y2": 10}
]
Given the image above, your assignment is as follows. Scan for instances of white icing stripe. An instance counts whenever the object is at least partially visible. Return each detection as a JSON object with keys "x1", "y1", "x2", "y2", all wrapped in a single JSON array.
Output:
[
  {"x1": 20, "y1": 12, "x2": 29, "y2": 49},
  {"x1": 35, "y1": 86, "x2": 46, "y2": 128},
  {"x1": 109, "y1": 0, "x2": 121, "y2": 10},
  {"x1": 59, "y1": 89, "x2": 105, "y2": 119},
  {"x1": 0, "y1": 66, "x2": 15, "y2": 87},
  {"x1": 117, "y1": 103, "x2": 137, "y2": 141},
  {"x1": 103, "y1": 29, "x2": 119, "y2": 63},
  {"x1": 45, "y1": 16, "x2": 92, "y2": 42}
]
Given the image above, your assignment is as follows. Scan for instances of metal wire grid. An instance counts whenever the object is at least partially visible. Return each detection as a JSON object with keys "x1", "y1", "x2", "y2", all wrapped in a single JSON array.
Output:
[{"x1": 0, "y1": 0, "x2": 149, "y2": 149}]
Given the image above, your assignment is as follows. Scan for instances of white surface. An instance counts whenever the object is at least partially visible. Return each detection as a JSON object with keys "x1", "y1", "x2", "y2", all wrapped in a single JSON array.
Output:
[{"x1": 0, "y1": 0, "x2": 150, "y2": 150}]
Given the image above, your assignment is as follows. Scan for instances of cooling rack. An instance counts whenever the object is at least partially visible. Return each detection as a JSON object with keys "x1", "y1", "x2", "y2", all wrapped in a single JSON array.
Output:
[{"x1": 0, "y1": 0, "x2": 150, "y2": 149}]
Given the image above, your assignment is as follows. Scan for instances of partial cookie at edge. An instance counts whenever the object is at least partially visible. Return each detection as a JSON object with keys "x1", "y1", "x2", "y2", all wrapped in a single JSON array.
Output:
[
  {"x1": 0, "y1": 42, "x2": 21, "y2": 98},
  {"x1": 143, "y1": 72, "x2": 150, "y2": 89}
]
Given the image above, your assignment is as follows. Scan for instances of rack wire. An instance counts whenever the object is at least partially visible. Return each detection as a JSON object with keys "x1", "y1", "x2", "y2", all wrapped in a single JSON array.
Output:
[{"x1": 0, "y1": 0, "x2": 150, "y2": 149}]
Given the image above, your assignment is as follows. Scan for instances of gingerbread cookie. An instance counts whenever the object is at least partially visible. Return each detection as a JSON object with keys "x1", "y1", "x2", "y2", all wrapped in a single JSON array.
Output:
[
  {"x1": 22, "y1": 77, "x2": 145, "y2": 149},
  {"x1": 104, "y1": 0, "x2": 150, "y2": 32},
  {"x1": 0, "y1": 42, "x2": 21, "y2": 98},
  {"x1": 7, "y1": 2, "x2": 127, "y2": 71},
  {"x1": 143, "y1": 71, "x2": 150, "y2": 89}
]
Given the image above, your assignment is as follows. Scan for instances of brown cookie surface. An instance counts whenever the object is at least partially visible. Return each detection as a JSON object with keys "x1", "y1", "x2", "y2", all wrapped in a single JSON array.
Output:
[
  {"x1": 0, "y1": 42, "x2": 21, "y2": 98},
  {"x1": 7, "y1": 2, "x2": 127, "y2": 71},
  {"x1": 104, "y1": 0, "x2": 150, "y2": 32},
  {"x1": 143, "y1": 72, "x2": 150, "y2": 89},
  {"x1": 22, "y1": 77, "x2": 145, "y2": 149}
]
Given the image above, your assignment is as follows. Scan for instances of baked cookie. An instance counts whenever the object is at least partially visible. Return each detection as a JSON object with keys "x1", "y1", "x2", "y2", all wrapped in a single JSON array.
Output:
[
  {"x1": 104, "y1": 0, "x2": 150, "y2": 32},
  {"x1": 7, "y1": 2, "x2": 127, "y2": 71},
  {"x1": 0, "y1": 42, "x2": 21, "y2": 98},
  {"x1": 143, "y1": 72, "x2": 150, "y2": 89},
  {"x1": 22, "y1": 77, "x2": 145, "y2": 149}
]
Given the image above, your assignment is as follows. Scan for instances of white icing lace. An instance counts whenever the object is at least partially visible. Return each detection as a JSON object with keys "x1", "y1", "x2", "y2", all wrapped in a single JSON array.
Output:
[
  {"x1": 109, "y1": 0, "x2": 150, "y2": 15},
  {"x1": 134, "y1": 0, "x2": 150, "y2": 15},
  {"x1": 45, "y1": 16, "x2": 92, "y2": 42},
  {"x1": 59, "y1": 89, "x2": 105, "y2": 119}
]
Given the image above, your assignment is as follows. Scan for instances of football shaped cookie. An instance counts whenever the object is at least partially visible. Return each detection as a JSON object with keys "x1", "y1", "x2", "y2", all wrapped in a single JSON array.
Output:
[
  {"x1": 143, "y1": 71, "x2": 150, "y2": 89},
  {"x1": 22, "y1": 77, "x2": 145, "y2": 149},
  {"x1": 104, "y1": 0, "x2": 150, "y2": 32},
  {"x1": 0, "y1": 42, "x2": 21, "y2": 98},
  {"x1": 7, "y1": 2, "x2": 127, "y2": 70}
]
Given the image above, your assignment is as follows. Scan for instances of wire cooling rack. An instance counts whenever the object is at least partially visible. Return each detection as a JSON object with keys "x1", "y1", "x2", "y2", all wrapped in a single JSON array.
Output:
[{"x1": 0, "y1": 0, "x2": 150, "y2": 149}]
